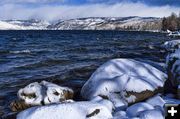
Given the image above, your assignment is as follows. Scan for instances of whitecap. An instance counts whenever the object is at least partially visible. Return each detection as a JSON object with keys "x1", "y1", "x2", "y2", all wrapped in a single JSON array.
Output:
[{"x1": 10, "y1": 50, "x2": 31, "y2": 54}]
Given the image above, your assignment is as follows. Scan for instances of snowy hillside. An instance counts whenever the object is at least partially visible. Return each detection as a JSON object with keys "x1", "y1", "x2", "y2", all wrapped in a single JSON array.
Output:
[
  {"x1": 0, "y1": 17, "x2": 162, "y2": 31},
  {"x1": 50, "y1": 17, "x2": 162, "y2": 31},
  {"x1": 0, "y1": 19, "x2": 50, "y2": 30}
]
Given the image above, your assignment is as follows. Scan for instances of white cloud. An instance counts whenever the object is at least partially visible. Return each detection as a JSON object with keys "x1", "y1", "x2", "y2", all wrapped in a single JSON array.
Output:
[{"x1": 0, "y1": 2, "x2": 179, "y2": 21}]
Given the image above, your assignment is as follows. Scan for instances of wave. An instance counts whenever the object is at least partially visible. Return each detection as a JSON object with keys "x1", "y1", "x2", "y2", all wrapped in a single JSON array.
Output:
[{"x1": 9, "y1": 50, "x2": 31, "y2": 54}]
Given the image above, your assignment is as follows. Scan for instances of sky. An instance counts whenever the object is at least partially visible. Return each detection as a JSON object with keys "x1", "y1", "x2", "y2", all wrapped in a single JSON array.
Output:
[{"x1": 0, "y1": 0, "x2": 180, "y2": 21}]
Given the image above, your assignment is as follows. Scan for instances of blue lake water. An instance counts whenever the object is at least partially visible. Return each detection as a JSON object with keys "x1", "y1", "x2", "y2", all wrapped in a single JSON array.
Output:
[{"x1": 0, "y1": 30, "x2": 175, "y2": 117}]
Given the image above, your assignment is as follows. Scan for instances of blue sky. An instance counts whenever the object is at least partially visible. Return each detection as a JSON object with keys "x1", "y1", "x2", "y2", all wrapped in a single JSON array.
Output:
[
  {"x1": 1, "y1": 0, "x2": 179, "y2": 6},
  {"x1": 0, "y1": 0, "x2": 180, "y2": 21}
]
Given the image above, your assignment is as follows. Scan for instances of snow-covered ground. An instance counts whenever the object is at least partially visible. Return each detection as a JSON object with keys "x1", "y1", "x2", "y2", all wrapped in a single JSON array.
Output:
[
  {"x1": 51, "y1": 17, "x2": 161, "y2": 31},
  {"x1": 0, "y1": 20, "x2": 50, "y2": 30}
]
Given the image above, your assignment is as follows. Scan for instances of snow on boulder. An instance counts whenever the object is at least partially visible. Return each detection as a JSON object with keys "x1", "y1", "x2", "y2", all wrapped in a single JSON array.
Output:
[
  {"x1": 163, "y1": 40, "x2": 180, "y2": 52},
  {"x1": 107, "y1": 93, "x2": 128, "y2": 111},
  {"x1": 166, "y1": 48, "x2": 180, "y2": 65},
  {"x1": 146, "y1": 95, "x2": 165, "y2": 108},
  {"x1": 18, "y1": 81, "x2": 74, "y2": 105},
  {"x1": 81, "y1": 59, "x2": 167, "y2": 104},
  {"x1": 165, "y1": 49, "x2": 180, "y2": 94},
  {"x1": 163, "y1": 95, "x2": 180, "y2": 104},
  {"x1": 126, "y1": 102, "x2": 154, "y2": 117},
  {"x1": 139, "y1": 109, "x2": 164, "y2": 119},
  {"x1": 17, "y1": 101, "x2": 112, "y2": 119},
  {"x1": 113, "y1": 111, "x2": 128, "y2": 119},
  {"x1": 135, "y1": 59, "x2": 166, "y2": 73},
  {"x1": 90, "y1": 96, "x2": 114, "y2": 112}
]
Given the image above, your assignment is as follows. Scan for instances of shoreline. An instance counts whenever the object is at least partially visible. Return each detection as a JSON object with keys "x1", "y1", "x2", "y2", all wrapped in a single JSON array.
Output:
[
  {"x1": 0, "y1": 31, "x2": 177, "y2": 119},
  {"x1": 2, "y1": 41, "x2": 180, "y2": 119}
]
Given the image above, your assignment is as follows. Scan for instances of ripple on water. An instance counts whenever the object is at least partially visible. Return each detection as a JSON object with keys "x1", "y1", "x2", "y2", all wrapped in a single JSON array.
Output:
[{"x1": 0, "y1": 30, "x2": 174, "y2": 117}]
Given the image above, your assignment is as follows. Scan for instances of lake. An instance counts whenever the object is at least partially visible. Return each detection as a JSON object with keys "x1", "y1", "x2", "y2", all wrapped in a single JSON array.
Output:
[{"x1": 0, "y1": 30, "x2": 175, "y2": 117}]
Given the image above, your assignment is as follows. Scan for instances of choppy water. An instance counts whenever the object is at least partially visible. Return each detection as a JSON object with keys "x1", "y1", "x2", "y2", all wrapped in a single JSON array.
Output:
[{"x1": 0, "y1": 30, "x2": 175, "y2": 117}]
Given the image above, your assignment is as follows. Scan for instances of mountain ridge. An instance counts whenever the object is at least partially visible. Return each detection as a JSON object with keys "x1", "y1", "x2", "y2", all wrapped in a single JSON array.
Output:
[{"x1": 0, "y1": 16, "x2": 162, "y2": 31}]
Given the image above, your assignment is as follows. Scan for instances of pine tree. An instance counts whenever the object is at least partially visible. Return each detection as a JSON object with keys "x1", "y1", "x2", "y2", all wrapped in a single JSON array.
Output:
[
  {"x1": 162, "y1": 17, "x2": 167, "y2": 31},
  {"x1": 178, "y1": 12, "x2": 180, "y2": 30},
  {"x1": 162, "y1": 12, "x2": 179, "y2": 31},
  {"x1": 169, "y1": 12, "x2": 178, "y2": 31}
]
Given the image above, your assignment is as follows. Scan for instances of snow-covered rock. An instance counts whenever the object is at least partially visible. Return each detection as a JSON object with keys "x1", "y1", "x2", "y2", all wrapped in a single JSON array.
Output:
[
  {"x1": 165, "y1": 40, "x2": 180, "y2": 95},
  {"x1": 163, "y1": 95, "x2": 180, "y2": 104},
  {"x1": 163, "y1": 40, "x2": 180, "y2": 52},
  {"x1": 166, "y1": 48, "x2": 180, "y2": 64},
  {"x1": 113, "y1": 111, "x2": 128, "y2": 119},
  {"x1": 126, "y1": 102, "x2": 154, "y2": 117},
  {"x1": 17, "y1": 101, "x2": 113, "y2": 119},
  {"x1": 165, "y1": 48, "x2": 180, "y2": 94},
  {"x1": 81, "y1": 59, "x2": 167, "y2": 105},
  {"x1": 108, "y1": 93, "x2": 128, "y2": 111},
  {"x1": 18, "y1": 81, "x2": 74, "y2": 105},
  {"x1": 135, "y1": 59, "x2": 166, "y2": 72},
  {"x1": 90, "y1": 96, "x2": 114, "y2": 112},
  {"x1": 146, "y1": 95, "x2": 165, "y2": 108},
  {"x1": 139, "y1": 109, "x2": 164, "y2": 119},
  {"x1": 164, "y1": 42, "x2": 180, "y2": 97}
]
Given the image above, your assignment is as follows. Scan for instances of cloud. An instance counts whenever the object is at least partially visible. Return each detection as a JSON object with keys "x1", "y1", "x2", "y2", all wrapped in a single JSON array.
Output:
[
  {"x1": 87, "y1": 0, "x2": 180, "y2": 7},
  {"x1": 0, "y1": 2, "x2": 179, "y2": 21}
]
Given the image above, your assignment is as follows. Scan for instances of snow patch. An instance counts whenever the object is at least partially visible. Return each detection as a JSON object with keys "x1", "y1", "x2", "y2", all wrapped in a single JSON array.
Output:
[
  {"x1": 17, "y1": 101, "x2": 113, "y2": 119},
  {"x1": 139, "y1": 109, "x2": 164, "y2": 119},
  {"x1": 126, "y1": 102, "x2": 154, "y2": 117},
  {"x1": 113, "y1": 111, "x2": 128, "y2": 119},
  {"x1": 146, "y1": 95, "x2": 165, "y2": 108}
]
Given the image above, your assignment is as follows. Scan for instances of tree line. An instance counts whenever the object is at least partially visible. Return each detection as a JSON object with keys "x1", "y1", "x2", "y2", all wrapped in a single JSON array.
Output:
[{"x1": 162, "y1": 12, "x2": 180, "y2": 31}]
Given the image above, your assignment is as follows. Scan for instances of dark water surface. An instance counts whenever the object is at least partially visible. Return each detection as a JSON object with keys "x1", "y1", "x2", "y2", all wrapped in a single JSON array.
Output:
[{"x1": 0, "y1": 30, "x2": 175, "y2": 117}]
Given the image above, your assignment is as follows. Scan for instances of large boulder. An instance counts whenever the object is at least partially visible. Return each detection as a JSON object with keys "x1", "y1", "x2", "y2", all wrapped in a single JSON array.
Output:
[
  {"x1": 18, "y1": 81, "x2": 74, "y2": 105},
  {"x1": 81, "y1": 59, "x2": 167, "y2": 105},
  {"x1": 17, "y1": 100, "x2": 113, "y2": 119},
  {"x1": 165, "y1": 49, "x2": 180, "y2": 95},
  {"x1": 11, "y1": 81, "x2": 74, "y2": 111}
]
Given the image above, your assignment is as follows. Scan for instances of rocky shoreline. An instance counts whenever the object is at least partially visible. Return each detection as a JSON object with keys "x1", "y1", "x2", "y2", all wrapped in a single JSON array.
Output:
[{"x1": 2, "y1": 40, "x2": 180, "y2": 119}]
